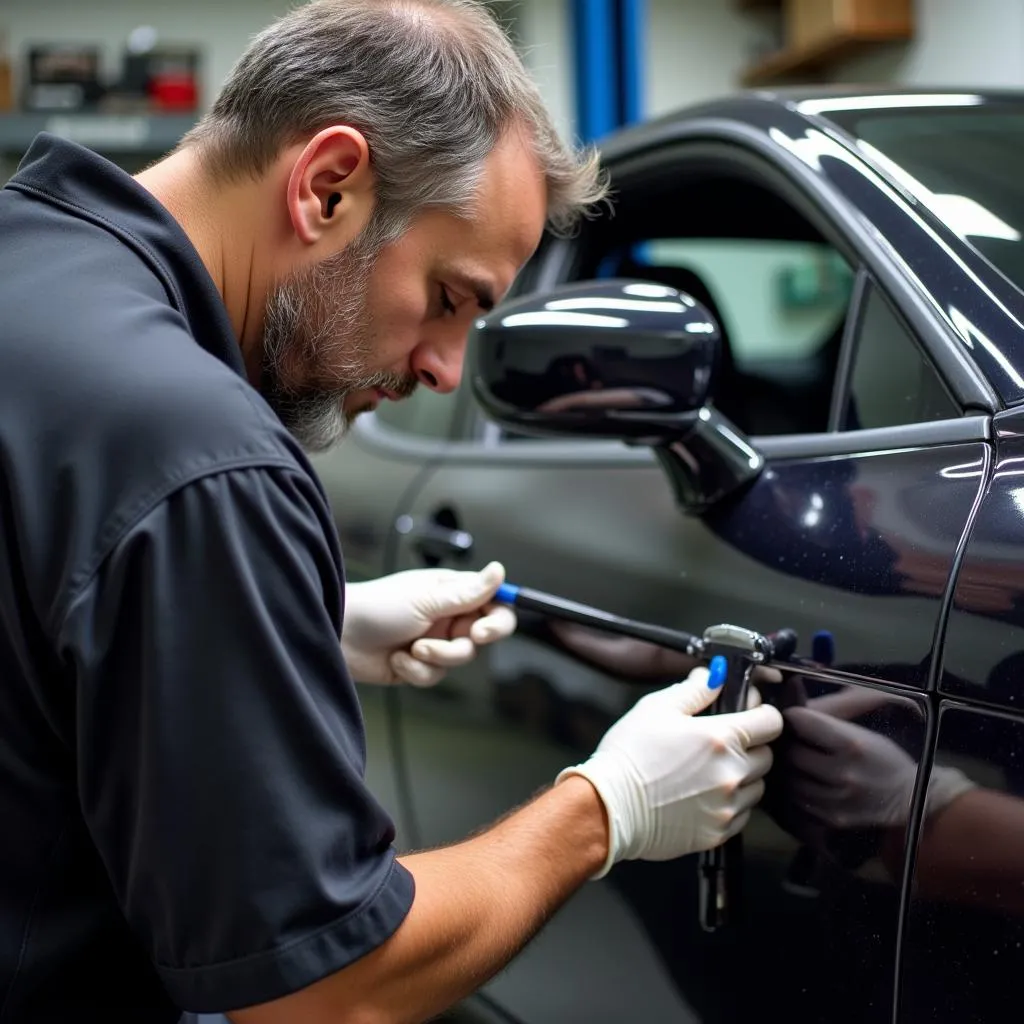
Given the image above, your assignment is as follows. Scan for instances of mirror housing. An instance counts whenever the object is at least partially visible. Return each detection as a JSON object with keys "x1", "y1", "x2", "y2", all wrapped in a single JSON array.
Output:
[{"x1": 470, "y1": 280, "x2": 764, "y2": 513}]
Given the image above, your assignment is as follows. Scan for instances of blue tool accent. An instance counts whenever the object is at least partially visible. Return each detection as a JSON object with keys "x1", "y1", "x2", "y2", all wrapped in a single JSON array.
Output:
[
  {"x1": 495, "y1": 582, "x2": 520, "y2": 605},
  {"x1": 811, "y1": 630, "x2": 836, "y2": 666},
  {"x1": 708, "y1": 655, "x2": 728, "y2": 689}
]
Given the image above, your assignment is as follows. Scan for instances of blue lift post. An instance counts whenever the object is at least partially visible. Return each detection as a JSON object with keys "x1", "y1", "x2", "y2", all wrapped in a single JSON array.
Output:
[{"x1": 571, "y1": 0, "x2": 645, "y2": 143}]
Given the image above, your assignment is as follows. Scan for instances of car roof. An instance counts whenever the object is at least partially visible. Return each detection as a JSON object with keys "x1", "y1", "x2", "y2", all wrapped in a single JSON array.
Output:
[
  {"x1": 599, "y1": 86, "x2": 1024, "y2": 157},
  {"x1": 592, "y1": 87, "x2": 1024, "y2": 411}
]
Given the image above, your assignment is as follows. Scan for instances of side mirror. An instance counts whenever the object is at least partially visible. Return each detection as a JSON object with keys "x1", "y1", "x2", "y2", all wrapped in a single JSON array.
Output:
[{"x1": 470, "y1": 280, "x2": 764, "y2": 512}]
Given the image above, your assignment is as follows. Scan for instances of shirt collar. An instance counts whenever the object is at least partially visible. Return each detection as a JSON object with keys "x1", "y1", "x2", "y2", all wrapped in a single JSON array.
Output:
[{"x1": 6, "y1": 132, "x2": 247, "y2": 379}]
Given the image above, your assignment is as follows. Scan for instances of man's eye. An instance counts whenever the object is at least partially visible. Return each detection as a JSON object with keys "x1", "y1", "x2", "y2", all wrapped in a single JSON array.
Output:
[{"x1": 440, "y1": 287, "x2": 457, "y2": 316}]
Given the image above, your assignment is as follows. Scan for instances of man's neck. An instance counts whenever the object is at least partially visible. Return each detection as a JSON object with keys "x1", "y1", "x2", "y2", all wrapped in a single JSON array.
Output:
[{"x1": 135, "y1": 149, "x2": 268, "y2": 381}]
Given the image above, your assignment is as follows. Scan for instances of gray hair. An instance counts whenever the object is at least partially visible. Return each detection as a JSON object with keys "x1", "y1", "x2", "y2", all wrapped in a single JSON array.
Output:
[{"x1": 181, "y1": 0, "x2": 608, "y2": 239}]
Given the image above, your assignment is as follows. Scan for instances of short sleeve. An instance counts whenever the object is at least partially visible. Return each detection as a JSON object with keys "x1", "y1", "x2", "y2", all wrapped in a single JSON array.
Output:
[{"x1": 57, "y1": 466, "x2": 415, "y2": 1012}]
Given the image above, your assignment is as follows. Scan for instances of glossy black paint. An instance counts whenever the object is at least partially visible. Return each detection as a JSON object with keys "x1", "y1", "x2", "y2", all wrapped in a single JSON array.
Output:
[
  {"x1": 471, "y1": 279, "x2": 721, "y2": 438},
  {"x1": 900, "y1": 703, "x2": 1024, "y2": 1023},
  {"x1": 600, "y1": 90, "x2": 1024, "y2": 408},
  {"x1": 367, "y1": 88, "x2": 1024, "y2": 1024},
  {"x1": 473, "y1": 280, "x2": 771, "y2": 512},
  {"x1": 492, "y1": 648, "x2": 929, "y2": 1023},
  {"x1": 705, "y1": 442, "x2": 986, "y2": 688},
  {"x1": 941, "y1": 418, "x2": 1024, "y2": 710}
]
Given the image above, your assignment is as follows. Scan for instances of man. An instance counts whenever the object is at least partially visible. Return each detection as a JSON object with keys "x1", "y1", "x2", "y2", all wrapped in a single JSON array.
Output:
[{"x1": 0, "y1": 1, "x2": 783, "y2": 1020}]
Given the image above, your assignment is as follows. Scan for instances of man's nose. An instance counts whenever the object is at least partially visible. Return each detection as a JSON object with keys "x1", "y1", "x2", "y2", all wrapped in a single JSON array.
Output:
[{"x1": 411, "y1": 330, "x2": 469, "y2": 394}]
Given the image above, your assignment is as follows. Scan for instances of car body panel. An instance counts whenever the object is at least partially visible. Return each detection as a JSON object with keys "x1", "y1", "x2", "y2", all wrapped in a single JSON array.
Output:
[
  {"x1": 940, "y1": 417, "x2": 1024, "y2": 711},
  {"x1": 899, "y1": 702, "x2": 1024, "y2": 1024},
  {"x1": 307, "y1": 88, "x2": 1024, "y2": 1023},
  {"x1": 386, "y1": 432, "x2": 984, "y2": 1021}
]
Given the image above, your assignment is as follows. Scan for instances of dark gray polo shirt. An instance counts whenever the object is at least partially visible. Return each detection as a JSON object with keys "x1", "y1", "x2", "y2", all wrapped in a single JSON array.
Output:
[{"x1": 0, "y1": 135, "x2": 414, "y2": 1020}]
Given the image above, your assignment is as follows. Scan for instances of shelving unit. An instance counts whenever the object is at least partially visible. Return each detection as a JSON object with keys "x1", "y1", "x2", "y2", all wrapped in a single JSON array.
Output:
[{"x1": 0, "y1": 112, "x2": 197, "y2": 158}]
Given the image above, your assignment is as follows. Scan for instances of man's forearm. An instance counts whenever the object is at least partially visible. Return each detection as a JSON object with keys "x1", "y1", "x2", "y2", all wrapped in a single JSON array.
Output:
[{"x1": 230, "y1": 775, "x2": 608, "y2": 1024}]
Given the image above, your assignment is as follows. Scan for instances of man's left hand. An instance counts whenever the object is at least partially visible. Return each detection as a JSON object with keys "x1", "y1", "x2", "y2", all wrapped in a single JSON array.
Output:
[{"x1": 341, "y1": 562, "x2": 516, "y2": 686}]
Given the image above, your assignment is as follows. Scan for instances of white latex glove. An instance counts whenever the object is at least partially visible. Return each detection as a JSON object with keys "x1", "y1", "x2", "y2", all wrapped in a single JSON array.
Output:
[
  {"x1": 341, "y1": 562, "x2": 516, "y2": 686},
  {"x1": 784, "y1": 705, "x2": 975, "y2": 832},
  {"x1": 557, "y1": 666, "x2": 784, "y2": 879}
]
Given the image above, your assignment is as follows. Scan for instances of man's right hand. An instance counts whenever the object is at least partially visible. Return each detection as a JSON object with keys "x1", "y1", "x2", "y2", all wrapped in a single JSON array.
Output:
[{"x1": 558, "y1": 666, "x2": 784, "y2": 878}]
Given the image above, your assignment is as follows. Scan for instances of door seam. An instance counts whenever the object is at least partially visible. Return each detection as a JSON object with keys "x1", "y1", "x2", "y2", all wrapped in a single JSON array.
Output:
[{"x1": 889, "y1": 433, "x2": 995, "y2": 1024}]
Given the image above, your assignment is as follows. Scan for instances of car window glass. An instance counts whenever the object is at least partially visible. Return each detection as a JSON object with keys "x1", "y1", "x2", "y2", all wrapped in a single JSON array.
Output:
[
  {"x1": 591, "y1": 235, "x2": 854, "y2": 436},
  {"x1": 637, "y1": 237, "x2": 852, "y2": 373},
  {"x1": 825, "y1": 106, "x2": 1024, "y2": 294},
  {"x1": 843, "y1": 285, "x2": 959, "y2": 430},
  {"x1": 374, "y1": 386, "x2": 459, "y2": 440}
]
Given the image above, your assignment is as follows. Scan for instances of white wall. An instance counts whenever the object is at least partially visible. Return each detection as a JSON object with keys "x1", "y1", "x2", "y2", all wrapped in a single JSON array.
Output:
[
  {"x1": 509, "y1": 0, "x2": 574, "y2": 143},
  {"x1": 641, "y1": 0, "x2": 1024, "y2": 121},
  {"x1": 643, "y1": 0, "x2": 760, "y2": 117},
  {"x1": 831, "y1": 0, "x2": 1024, "y2": 88}
]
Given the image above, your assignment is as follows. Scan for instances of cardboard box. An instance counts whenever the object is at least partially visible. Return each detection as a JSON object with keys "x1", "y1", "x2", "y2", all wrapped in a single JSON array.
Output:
[{"x1": 785, "y1": 0, "x2": 913, "y2": 51}]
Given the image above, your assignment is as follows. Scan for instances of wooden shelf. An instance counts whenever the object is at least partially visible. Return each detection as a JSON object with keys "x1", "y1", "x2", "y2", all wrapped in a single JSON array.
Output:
[{"x1": 742, "y1": 24, "x2": 912, "y2": 86}]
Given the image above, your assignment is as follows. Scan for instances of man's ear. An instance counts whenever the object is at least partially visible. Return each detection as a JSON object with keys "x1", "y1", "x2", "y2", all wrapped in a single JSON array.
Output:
[{"x1": 286, "y1": 126, "x2": 375, "y2": 247}]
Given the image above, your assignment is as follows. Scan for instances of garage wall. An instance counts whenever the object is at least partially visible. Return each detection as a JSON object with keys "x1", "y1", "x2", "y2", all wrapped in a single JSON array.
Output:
[
  {"x1": 0, "y1": 0, "x2": 573, "y2": 137},
  {"x1": 1, "y1": 0, "x2": 1022, "y2": 138},
  {"x1": 832, "y1": 0, "x2": 1024, "y2": 88},
  {"x1": 643, "y1": 0, "x2": 757, "y2": 117},
  {"x1": 642, "y1": 0, "x2": 1024, "y2": 119}
]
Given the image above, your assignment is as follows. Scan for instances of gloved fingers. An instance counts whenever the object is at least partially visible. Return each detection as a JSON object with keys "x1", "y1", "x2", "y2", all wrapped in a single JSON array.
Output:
[
  {"x1": 420, "y1": 561, "x2": 506, "y2": 618},
  {"x1": 657, "y1": 665, "x2": 721, "y2": 716},
  {"x1": 468, "y1": 603, "x2": 517, "y2": 645},
  {"x1": 732, "y1": 777, "x2": 766, "y2": 817},
  {"x1": 731, "y1": 702, "x2": 784, "y2": 748},
  {"x1": 722, "y1": 808, "x2": 753, "y2": 842},
  {"x1": 450, "y1": 613, "x2": 477, "y2": 640},
  {"x1": 632, "y1": 666, "x2": 718, "y2": 717},
  {"x1": 740, "y1": 743, "x2": 774, "y2": 784},
  {"x1": 390, "y1": 649, "x2": 447, "y2": 687},
  {"x1": 746, "y1": 686, "x2": 763, "y2": 709},
  {"x1": 409, "y1": 635, "x2": 477, "y2": 667}
]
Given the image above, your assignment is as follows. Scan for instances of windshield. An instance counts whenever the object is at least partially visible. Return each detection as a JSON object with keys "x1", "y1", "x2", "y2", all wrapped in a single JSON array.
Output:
[{"x1": 823, "y1": 101, "x2": 1024, "y2": 293}]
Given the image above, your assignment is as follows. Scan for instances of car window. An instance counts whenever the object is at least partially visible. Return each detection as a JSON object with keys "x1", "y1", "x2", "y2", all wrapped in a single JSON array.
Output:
[
  {"x1": 823, "y1": 105, "x2": 1024, "y2": 294},
  {"x1": 843, "y1": 284, "x2": 959, "y2": 430},
  {"x1": 374, "y1": 386, "x2": 460, "y2": 440},
  {"x1": 588, "y1": 233, "x2": 854, "y2": 437},
  {"x1": 630, "y1": 235, "x2": 852, "y2": 380}
]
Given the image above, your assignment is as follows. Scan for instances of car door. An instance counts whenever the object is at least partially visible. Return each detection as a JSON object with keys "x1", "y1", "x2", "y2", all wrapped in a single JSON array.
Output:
[
  {"x1": 388, "y1": 140, "x2": 991, "y2": 1023},
  {"x1": 897, "y1": 403, "x2": 1024, "y2": 1024},
  {"x1": 309, "y1": 385, "x2": 470, "y2": 841}
]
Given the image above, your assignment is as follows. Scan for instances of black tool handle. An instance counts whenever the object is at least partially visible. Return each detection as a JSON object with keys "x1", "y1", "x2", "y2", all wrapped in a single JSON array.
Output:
[{"x1": 508, "y1": 586, "x2": 701, "y2": 655}]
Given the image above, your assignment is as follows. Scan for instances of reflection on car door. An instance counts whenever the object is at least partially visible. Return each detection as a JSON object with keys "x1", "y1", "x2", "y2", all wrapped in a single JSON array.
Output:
[
  {"x1": 388, "y1": 146, "x2": 989, "y2": 1022},
  {"x1": 310, "y1": 388, "x2": 466, "y2": 842},
  {"x1": 900, "y1": 414, "x2": 1024, "y2": 1023}
]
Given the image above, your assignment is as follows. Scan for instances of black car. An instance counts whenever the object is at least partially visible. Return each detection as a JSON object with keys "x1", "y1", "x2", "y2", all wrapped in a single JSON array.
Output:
[{"x1": 315, "y1": 88, "x2": 1024, "y2": 1023}]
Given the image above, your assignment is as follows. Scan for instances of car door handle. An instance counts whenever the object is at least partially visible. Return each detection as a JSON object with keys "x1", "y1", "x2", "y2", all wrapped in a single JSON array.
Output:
[{"x1": 395, "y1": 513, "x2": 474, "y2": 562}]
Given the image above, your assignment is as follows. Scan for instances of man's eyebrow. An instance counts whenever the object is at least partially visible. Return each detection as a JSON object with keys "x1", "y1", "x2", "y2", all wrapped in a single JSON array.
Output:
[{"x1": 450, "y1": 271, "x2": 496, "y2": 312}]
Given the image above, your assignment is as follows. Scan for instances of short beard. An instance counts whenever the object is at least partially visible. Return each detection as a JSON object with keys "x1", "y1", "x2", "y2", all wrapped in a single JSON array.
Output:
[{"x1": 261, "y1": 221, "x2": 416, "y2": 452}]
